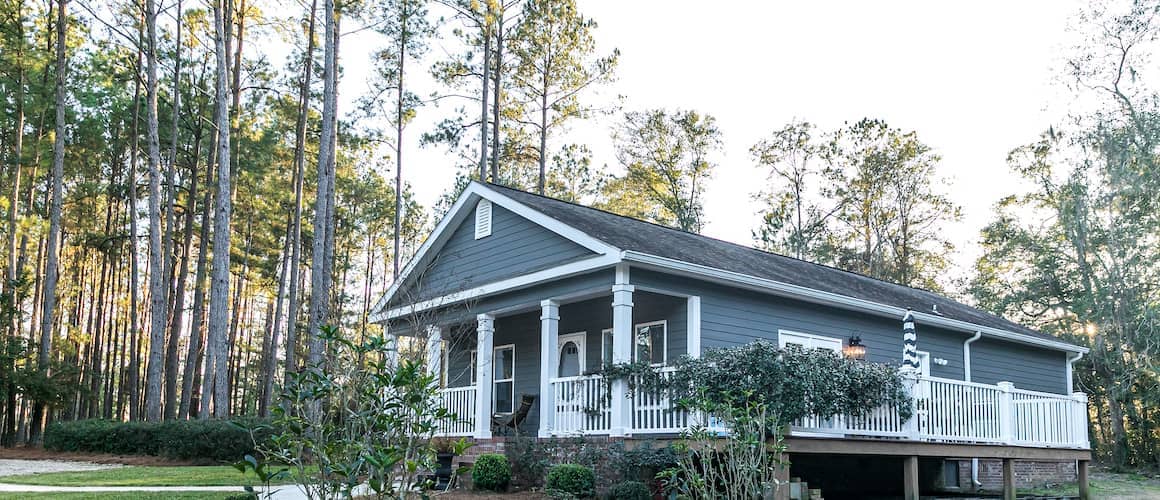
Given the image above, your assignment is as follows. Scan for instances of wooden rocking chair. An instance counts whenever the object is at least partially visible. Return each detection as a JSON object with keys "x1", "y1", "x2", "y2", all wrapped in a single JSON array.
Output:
[{"x1": 492, "y1": 394, "x2": 537, "y2": 436}]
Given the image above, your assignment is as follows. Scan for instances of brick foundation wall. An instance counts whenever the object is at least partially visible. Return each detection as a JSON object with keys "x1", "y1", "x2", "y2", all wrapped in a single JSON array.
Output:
[{"x1": 953, "y1": 459, "x2": 1077, "y2": 492}]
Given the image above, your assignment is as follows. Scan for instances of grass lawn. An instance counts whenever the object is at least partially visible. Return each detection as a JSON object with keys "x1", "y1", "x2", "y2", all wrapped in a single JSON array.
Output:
[
  {"x1": 0, "y1": 493, "x2": 234, "y2": 500},
  {"x1": 1019, "y1": 471, "x2": 1160, "y2": 499},
  {"x1": 0, "y1": 465, "x2": 300, "y2": 487}
]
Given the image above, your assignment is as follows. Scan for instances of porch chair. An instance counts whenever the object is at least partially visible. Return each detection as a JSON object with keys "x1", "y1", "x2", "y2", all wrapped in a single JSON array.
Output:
[{"x1": 492, "y1": 394, "x2": 537, "y2": 436}]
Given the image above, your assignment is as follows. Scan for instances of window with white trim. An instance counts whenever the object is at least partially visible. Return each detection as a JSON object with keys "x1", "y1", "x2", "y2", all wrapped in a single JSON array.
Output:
[
  {"x1": 634, "y1": 321, "x2": 667, "y2": 366},
  {"x1": 777, "y1": 330, "x2": 842, "y2": 353},
  {"x1": 601, "y1": 329, "x2": 613, "y2": 366},
  {"x1": 493, "y1": 345, "x2": 515, "y2": 414},
  {"x1": 474, "y1": 199, "x2": 492, "y2": 239}
]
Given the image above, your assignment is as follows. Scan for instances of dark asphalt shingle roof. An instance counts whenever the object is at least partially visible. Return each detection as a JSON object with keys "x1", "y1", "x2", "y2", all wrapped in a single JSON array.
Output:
[{"x1": 487, "y1": 183, "x2": 1071, "y2": 346}]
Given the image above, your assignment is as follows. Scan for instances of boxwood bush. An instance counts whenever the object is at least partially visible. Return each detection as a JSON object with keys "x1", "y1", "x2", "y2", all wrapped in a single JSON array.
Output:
[
  {"x1": 472, "y1": 453, "x2": 511, "y2": 491},
  {"x1": 44, "y1": 418, "x2": 271, "y2": 463},
  {"x1": 545, "y1": 463, "x2": 595, "y2": 498}
]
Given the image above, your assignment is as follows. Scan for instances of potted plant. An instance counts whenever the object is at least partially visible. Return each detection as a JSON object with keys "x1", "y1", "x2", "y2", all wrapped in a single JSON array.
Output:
[{"x1": 430, "y1": 437, "x2": 472, "y2": 490}]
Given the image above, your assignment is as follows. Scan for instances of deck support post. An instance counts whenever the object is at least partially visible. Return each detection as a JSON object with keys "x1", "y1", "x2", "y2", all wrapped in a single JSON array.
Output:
[
  {"x1": 538, "y1": 300, "x2": 560, "y2": 438},
  {"x1": 610, "y1": 265, "x2": 634, "y2": 436},
  {"x1": 474, "y1": 314, "x2": 495, "y2": 439},
  {"x1": 1002, "y1": 458, "x2": 1015, "y2": 500},
  {"x1": 903, "y1": 455, "x2": 919, "y2": 500},
  {"x1": 1078, "y1": 459, "x2": 1090, "y2": 499},
  {"x1": 425, "y1": 326, "x2": 442, "y2": 380}
]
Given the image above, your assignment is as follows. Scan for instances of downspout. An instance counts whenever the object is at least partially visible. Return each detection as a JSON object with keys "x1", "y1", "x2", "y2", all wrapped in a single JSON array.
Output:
[
  {"x1": 1066, "y1": 351, "x2": 1084, "y2": 394},
  {"x1": 963, "y1": 331, "x2": 983, "y2": 489}
]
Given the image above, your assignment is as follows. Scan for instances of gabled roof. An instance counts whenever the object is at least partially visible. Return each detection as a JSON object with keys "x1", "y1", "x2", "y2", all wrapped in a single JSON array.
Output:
[
  {"x1": 375, "y1": 181, "x2": 1085, "y2": 353},
  {"x1": 485, "y1": 183, "x2": 1084, "y2": 352}
]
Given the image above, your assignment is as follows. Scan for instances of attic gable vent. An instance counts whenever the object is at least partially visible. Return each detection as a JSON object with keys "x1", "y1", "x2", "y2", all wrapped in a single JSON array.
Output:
[{"x1": 474, "y1": 199, "x2": 493, "y2": 239}]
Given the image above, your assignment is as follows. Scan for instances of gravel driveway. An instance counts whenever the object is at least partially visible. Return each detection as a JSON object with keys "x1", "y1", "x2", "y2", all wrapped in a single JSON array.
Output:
[{"x1": 0, "y1": 459, "x2": 123, "y2": 477}]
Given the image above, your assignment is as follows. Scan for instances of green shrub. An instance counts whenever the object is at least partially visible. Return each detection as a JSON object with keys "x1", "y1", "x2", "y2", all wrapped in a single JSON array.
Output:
[
  {"x1": 43, "y1": 418, "x2": 271, "y2": 463},
  {"x1": 472, "y1": 454, "x2": 511, "y2": 492},
  {"x1": 546, "y1": 464, "x2": 595, "y2": 498},
  {"x1": 607, "y1": 480, "x2": 650, "y2": 500}
]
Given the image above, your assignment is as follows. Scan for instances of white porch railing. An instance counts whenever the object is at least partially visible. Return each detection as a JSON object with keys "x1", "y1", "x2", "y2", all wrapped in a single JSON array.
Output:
[
  {"x1": 435, "y1": 386, "x2": 477, "y2": 436},
  {"x1": 632, "y1": 367, "x2": 689, "y2": 434},
  {"x1": 550, "y1": 374, "x2": 611, "y2": 435},
  {"x1": 539, "y1": 373, "x2": 1088, "y2": 449}
]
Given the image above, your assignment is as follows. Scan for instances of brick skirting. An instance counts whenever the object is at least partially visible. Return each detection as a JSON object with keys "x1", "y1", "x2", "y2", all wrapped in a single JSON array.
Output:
[{"x1": 954, "y1": 459, "x2": 1077, "y2": 492}]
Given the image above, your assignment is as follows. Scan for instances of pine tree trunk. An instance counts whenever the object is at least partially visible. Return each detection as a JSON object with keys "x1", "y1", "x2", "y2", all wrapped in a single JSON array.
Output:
[
  {"x1": 31, "y1": 0, "x2": 68, "y2": 443},
  {"x1": 282, "y1": 0, "x2": 317, "y2": 395},
  {"x1": 491, "y1": 17, "x2": 502, "y2": 182},
  {"x1": 306, "y1": 0, "x2": 338, "y2": 368},
  {"x1": 181, "y1": 98, "x2": 218, "y2": 420},
  {"x1": 162, "y1": 0, "x2": 186, "y2": 420},
  {"x1": 3, "y1": 3, "x2": 27, "y2": 446},
  {"x1": 479, "y1": 27, "x2": 489, "y2": 181},
  {"x1": 143, "y1": 0, "x2": 168, "y2": 423},
  {"x1": 204, "y1": 0, "x2": 234, "y2": 419}
]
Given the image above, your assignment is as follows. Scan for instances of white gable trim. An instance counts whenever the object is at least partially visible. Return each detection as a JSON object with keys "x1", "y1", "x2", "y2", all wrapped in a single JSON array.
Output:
[
  {"x1": 371, "y1": 253, "x2": 620, "y2": 321},
  {"x1": 622, "y1": 250, "x2": 1088, "y2": 354},
  {"x1": 371, "y1": 182, "x2": 622, "y2": 318}
]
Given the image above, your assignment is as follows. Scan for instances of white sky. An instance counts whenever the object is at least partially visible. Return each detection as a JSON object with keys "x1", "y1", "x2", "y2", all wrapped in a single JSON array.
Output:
[{"x1": 337, "y1": 0, "x2": 1085, "y2": 292}]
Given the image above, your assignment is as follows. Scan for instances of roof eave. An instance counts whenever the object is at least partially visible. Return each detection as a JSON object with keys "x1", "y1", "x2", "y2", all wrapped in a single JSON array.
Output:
[{"x1": 622, "y1": 250, "x2": 1089, "y2": 354}]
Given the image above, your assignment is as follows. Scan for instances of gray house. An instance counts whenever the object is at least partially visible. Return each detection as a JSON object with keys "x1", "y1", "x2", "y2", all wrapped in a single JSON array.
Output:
[{"x1": 371, "y1": 182, "x2": 1091, "y2": 499}]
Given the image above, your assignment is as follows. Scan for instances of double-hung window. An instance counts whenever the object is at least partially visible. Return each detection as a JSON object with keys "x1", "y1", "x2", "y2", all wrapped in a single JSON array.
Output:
[
  {"x1": 493, "y1": 345, "x2": 516, "y2": 414},
  {"x1": 634, "y1": 321, "x2": 667, "y2": 366}
]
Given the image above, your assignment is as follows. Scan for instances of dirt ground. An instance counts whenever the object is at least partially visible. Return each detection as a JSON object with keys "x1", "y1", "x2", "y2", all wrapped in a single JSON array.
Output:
[{"x1": 429, "y1": 491, "x2": 544, "y2": 499}]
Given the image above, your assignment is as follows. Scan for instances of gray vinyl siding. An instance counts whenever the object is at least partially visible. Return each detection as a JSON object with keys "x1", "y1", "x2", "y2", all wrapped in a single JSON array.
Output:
[
  {"x1": 397, "y1": 202, "x2": 595, "y2": 303},
  {"x1": 970, "y1": 338, "x2": 1068, "y2": 394},
  {"x1": 635, "y1": 269, "x2": 983, "y2": 382}
]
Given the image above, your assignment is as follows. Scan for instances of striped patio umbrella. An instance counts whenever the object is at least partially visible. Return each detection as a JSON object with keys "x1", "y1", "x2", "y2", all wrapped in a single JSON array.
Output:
[{"x1": 902, "y1": 309, "x2": 920, "y2": 373}]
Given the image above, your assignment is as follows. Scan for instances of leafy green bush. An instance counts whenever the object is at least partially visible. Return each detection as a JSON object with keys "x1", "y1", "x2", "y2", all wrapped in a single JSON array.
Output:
[
  {"x1": 472, "y1": 454, "x2": 512, "y2": 492},
  {"x1": 607, "y1": 480, "x2": 650, "y2": 500},
  {"x1": 44, "y1": 418, "x2": 271, "y2": 463},
  {"x1": 546, "y1": 464, "x2": 595, "y2": 498}
]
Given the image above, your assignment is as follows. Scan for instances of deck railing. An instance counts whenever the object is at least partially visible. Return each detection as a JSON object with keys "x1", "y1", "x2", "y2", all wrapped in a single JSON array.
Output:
[
  {"x1": 455, "y1": 373, "x2": 1088, "y2": 449},
  {"x1": 435, "y1": 386, "x2": 477, "y2": 436}
]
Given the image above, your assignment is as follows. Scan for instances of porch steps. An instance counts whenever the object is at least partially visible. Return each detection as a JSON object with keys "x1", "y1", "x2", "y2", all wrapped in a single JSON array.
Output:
[{"x1": 787, "y1": 477, "x2": 823, "y2": 500}]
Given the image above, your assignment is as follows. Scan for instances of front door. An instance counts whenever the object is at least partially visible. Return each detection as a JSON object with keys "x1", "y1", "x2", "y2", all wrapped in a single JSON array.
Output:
[{"x1": 558, "y1": 332, "x2": 586, "y2": 377}]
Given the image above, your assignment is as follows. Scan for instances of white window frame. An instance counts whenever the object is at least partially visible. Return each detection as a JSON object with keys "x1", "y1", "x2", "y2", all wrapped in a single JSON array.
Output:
[
  {"x1": 916, "y1": 350, "x2": 931, "y2": 377},
  {"x1": 634, "y1": 320, "x2": 668, "y2": 366},
  {"x1": 600, "y1": 328, "x2": 614, "y2": 366},
  {"x1": 469, "y1": 349, "x2": 477, "y2": 385},
  {"x1": 493, "y1": 344, "x2": 516, "y2": 415},
  {"x1": 777, "y1": 329, "x2": 842, "y2": 353}
]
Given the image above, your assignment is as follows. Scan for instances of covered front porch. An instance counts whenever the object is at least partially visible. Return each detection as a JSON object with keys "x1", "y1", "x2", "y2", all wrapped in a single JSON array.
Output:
[
  {"x1": 417, "y1": 278, "x2": 1089, "y2": 451},
  {"x1": 419, "y1": 275, "x2": 696, "y2": 438}
]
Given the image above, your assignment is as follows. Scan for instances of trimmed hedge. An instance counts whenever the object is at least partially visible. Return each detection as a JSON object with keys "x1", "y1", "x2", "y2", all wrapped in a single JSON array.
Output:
[
  {"x1": 472, "y1": 453, "x2": 512, "y2": 491},
  {"x1": 44, "y1": 418, "x2": 271, "y2": 463},
  {"x1": 546, "y1": 463, "x2": 595, "y2": 498},
  {"x1": 607, "y1": 480, "x2": 650, "y2": 500}
]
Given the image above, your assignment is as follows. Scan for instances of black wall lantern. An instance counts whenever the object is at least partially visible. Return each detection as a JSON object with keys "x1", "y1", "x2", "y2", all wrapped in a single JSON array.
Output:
[{"x1": 843, "y1": 335, "x2": 866, "y2": 360}]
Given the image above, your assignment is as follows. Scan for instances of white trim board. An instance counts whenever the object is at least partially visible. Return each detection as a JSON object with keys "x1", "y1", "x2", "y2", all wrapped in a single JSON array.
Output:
[{"x1": 371, "y1": 254, "x2": 619, "y2": 322}]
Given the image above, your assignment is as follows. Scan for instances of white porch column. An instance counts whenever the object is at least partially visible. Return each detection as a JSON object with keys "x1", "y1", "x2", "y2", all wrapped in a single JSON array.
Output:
[
  {"x1": 385, "y1": 326, "x2": 400, "y2": 370},
  {"x1": 425, "y1": 326, "x2": 442, "y2": 381},
  {"x1": 474, "y1": 314, "x2": 495, "y2": 439},
  {"x1": 686, "y1": 296, "x2": 701, "y2": 358},
  {"x1": 539, "y1": 300, "x2": 560, "y2": 438},
  {"x1": 611, "y1": 265, "x2": 634, "y2": 436}
]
